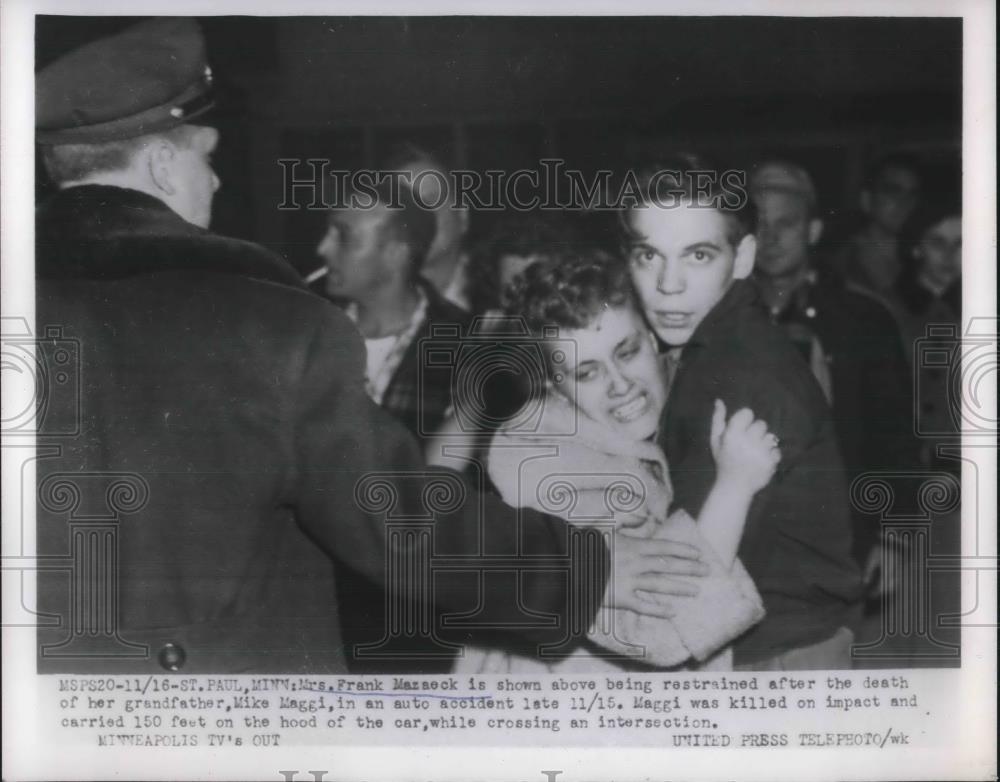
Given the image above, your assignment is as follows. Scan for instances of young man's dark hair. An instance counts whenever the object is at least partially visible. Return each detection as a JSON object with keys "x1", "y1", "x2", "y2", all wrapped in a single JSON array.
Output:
[{"x1": 619, "y1": 152, "x2": 756, "y2": 247}]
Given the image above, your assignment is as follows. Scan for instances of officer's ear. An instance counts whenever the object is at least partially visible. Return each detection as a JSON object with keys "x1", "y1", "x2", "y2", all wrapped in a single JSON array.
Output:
[
  {"x1": 147, "y1": 138, "x2": 179, "y2": 196},
  {"x1": 808, "y1": 218, "x2": 824, "y2": 246}
]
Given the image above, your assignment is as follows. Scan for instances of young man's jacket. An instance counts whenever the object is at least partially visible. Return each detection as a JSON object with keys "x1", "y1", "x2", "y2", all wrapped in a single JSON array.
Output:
[
  {"x1": 660, "y1": 280, "x2": 864, "y2": 667},
  {"x1": 33, "y1": 185, "x2": 609, "y2": 674}
]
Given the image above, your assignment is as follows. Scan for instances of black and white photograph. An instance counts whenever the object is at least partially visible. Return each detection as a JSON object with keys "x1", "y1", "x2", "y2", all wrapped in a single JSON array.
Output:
[{"x1": 2, "y1": 2, "x2": 995, "y2": 780}]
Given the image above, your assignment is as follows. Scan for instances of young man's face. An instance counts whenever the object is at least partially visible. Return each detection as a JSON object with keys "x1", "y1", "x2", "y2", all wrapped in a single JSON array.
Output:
[
  {"x1": 316, "y1": 206, "x2": 395, "y2": 302},
  {"x1": 753, "y1": 189, "x2": 819, "y2": 279},
  {"x1": 626, "y1": 202, "x2": 755, "y2": 347},
  {"x1": 551, "y1": 305, "x2": 666, "y2": 441}
]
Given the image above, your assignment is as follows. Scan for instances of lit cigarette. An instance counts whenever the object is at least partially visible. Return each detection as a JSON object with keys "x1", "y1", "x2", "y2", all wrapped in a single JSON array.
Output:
[{"x1": 304, "y1": 266, "x2": 329, "y2": 284}]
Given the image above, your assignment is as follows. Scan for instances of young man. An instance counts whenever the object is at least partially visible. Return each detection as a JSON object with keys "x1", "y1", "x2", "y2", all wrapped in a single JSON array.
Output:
[
  {"x1": 622, "y1": 155, "x2": 864, "y2": 670},
  {"x1": 316, "y1": 183, "x2": 472, "y2": 443},
  {"x1": 749, "y1": 160, "x2": 916, "y2": 569}
]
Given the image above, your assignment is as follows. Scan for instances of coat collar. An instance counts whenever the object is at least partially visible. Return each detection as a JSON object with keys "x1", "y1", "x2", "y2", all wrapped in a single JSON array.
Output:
[{"x1": 36, "y1": 184, "x2": 304, "y2": 289}]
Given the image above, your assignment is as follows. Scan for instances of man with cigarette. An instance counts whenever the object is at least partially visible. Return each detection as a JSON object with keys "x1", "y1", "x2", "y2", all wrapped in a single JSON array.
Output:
[
  {"x1": 34, "y1": 18, "x2": 707, "y2": 674},
  {"x1": 315, "y1": 181, "x2": 472, "y2": 445},
  {"x1": 313, "y1": 180, "x2": 472, "y2": 672}
]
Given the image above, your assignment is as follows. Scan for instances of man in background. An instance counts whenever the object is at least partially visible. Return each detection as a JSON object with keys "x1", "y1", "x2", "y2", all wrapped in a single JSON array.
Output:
[
  {"x1": 830, "y1": 153, "x2": 923, "y2": 304},
  {"x1": 315, "y1": 184, "x2": 472, "y2": 673},
  {"x1": 383, "y1": 144, "x2": 473, "y2": 310}
]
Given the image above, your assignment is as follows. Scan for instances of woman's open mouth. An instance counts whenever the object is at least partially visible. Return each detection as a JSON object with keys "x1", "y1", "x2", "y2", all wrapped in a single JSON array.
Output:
[{"x1": 611, "y1": 392, "x2": 650, "y2": 423}]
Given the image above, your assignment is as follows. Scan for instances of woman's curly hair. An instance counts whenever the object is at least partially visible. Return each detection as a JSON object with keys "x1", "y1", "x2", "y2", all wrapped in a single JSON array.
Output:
[{"x1": 504, "y1": 246, "x2": 636, "y2": 334}]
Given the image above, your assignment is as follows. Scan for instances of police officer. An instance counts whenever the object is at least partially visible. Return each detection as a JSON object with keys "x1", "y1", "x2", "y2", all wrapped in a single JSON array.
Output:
[{"x1": 34, "y1": 18, "x2": 706, "y2": 674}]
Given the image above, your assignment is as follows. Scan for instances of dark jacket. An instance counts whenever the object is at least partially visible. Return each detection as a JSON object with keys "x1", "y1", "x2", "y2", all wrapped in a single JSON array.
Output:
[
  {"x1": 379, "y1": 281, "x2": 474, "y2": 443},
  {"x1": 660, "y1": 280, "x2": 863, "y2": 666},
  {"x1": 34, "y1": 185, "x2": 609, "y2": 674},
  {"x1": 764, "y1": 270, "x2": 918, "y2": 562}
]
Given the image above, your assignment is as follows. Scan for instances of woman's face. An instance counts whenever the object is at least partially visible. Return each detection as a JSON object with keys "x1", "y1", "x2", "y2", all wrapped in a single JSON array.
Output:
[
  {"x1": 915, "y1": 215, "x2": 962, "y2": 290},
  {"x1": 550, "y1": 305, "x2": 666, "y2": 441}
]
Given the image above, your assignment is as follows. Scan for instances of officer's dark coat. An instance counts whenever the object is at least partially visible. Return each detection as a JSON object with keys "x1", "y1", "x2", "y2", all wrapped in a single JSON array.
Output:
[{"x1": 34, "y1": 185, "x2": 607, "y2": 674}]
